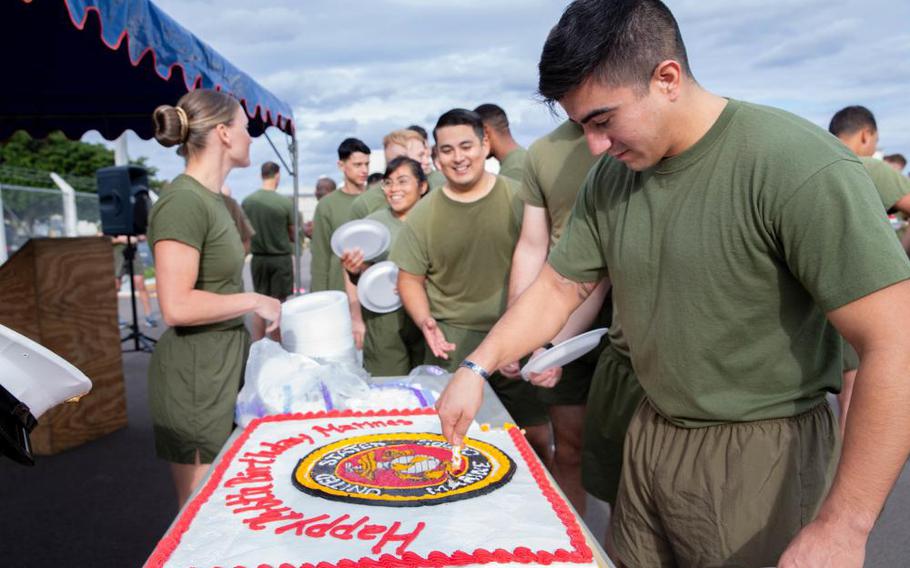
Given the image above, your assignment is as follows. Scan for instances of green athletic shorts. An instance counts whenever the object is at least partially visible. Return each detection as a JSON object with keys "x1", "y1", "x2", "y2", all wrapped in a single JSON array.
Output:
[
  {"x1": 114, "y1": 247, "x2": 145, "y2": 278},
  {"x1": 581, "y1": 343, "x2": 644, "y2": 505},
  {"x1": 537, "y1": 338, "x2": 603, "y2": 406},
  {"x1": 251, "y1": 254, "x2": 293, "y2": 299},
  {"x1": 362, "y1": 308, "x2": 425, "y2": 377},
  {"x1": 425, "y1": 321, "x2": 549, "y2": 428},
  {"x1": 148, "y1": 324, "x2": 251, "y2": 464},
  {"x1": 612, "y1": 399, "x2": 839, "y2": 567}
]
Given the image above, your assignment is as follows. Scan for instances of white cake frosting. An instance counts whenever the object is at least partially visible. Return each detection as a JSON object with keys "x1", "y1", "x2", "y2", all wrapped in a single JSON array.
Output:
[{"x1": 147, "y1": 410, "x2": 599, "y2": 568}]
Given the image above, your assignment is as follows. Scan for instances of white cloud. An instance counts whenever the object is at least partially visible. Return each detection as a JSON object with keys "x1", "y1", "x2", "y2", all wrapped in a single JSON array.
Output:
[{"x1": 95, "y1": 0, "x2": 910, "y2": 201}]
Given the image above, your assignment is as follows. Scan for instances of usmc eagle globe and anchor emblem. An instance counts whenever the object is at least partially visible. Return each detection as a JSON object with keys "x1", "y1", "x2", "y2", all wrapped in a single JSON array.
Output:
[{"x1": 293, "y1": 433, "x2": 516, "y2": 506}]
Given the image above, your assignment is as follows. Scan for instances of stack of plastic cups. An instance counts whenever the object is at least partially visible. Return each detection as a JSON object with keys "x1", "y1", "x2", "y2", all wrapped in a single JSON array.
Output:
[{"x1": 280, "y1": 291, "x2": 357, "y2": 365}]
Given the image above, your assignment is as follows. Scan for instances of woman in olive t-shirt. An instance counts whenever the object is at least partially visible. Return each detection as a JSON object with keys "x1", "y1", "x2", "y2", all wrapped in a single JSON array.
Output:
[
  {"x1": 148, "y1": 90, "x2": 281, "y2": 508},
  {"x1": 341, "y1": 157, "x2": 428, "y2": 375}
]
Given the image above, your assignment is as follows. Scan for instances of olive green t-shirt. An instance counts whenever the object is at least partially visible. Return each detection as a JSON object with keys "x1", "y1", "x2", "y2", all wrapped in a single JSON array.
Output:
[
  {"x1": 861, "y1": 156, "x2": 910, "y2": 211},
  {"x1": 498, "y1": 146, "x2": 528, "y2": 182},
  {"x1": 310, "y1": 189, "x2": 359, "y2": 292},
  {"x1": 349, "y1": 183, "x2": 387, "y2": 220},
  {"x1": 519, "y1": 120, "x2": 627, "y2": 353},
  {"x1": 550, "y1": 99, "x2": 910, "y2": 427},
  {"x1": 391, "y1": 176, "x2": 522, "y2": 331},
  {"x1": 519, "y1": 120, "x2": 599, "y2": 250},
  {"x1": 148, "y1": 174, "x2": 246, "y2": 329},
  {"x1": 241, "y1": 189, "x2": 293, "y2": 255},
  {"x1": 428, "y1": 170, "x2": 446, "y2": 192},
  {"x1": 366, "y1": 207, "x2": 404, "y2": 263}
]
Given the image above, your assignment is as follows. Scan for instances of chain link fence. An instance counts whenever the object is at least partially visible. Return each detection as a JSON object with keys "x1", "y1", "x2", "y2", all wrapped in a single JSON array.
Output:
[{"x1": 0, "y1": 183, "x2": 102, "y2": 263}]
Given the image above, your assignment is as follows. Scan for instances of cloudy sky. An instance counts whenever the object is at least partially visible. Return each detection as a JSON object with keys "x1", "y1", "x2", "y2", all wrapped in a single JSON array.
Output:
[{"x1": 86, "y1": 0, "x2": 910, "y2": 200}]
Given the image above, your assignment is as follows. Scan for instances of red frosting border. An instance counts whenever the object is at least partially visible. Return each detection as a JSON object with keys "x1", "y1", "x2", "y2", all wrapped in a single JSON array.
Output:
[{"x1": 145, "y1": 408, "x2": 594, "y2": 568}]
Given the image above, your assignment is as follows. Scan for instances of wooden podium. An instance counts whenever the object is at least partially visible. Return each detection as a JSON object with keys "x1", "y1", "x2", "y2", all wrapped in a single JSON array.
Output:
[{"x1": 0, "y1": 237, "x2": 127, "y2": 454}]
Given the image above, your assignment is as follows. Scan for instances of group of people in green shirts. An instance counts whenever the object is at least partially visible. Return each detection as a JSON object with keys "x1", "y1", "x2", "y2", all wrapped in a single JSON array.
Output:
[
  {"x1": 142, "y1": 0, "x2": 910, "y2": 565},
  {"x1": 307, "y1": 105, "x2": 610, "y2": 519},
  {"x1": 422, "y1": 2, "x2": 910, "y2": 567},
  {"x1": 307, "y1": 56, "x2": 910, "y2": 568}
]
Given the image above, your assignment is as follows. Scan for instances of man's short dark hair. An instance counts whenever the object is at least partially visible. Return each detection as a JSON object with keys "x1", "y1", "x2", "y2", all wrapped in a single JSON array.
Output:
[
  {"x1": 261, "y1": 161, "x2": 280, "y2": 179},
  {"x1": 538, "y1": 0, "x2": 692, "y2": 103},
  {"x1": 433, "y1": 109, "x2": 485, "y2": 143},
  {"x1": 315, "y1": 177, "x2": 336, "y2": 199},
  {"x1": 337, "y1": 137, "x2": 371, "y2": 161},
  {"x1": 884, "y1": 154, "x2": 907, "y2": 169},
  {"x1": 473, "y1": 104, "x2": 510, "y2": 133},
  {"x1": 829, "y1": 106, "x2": 878, "y2": 137},
  {"x1": 315, "y1": 177, "x2": 336, "y2": 191},
  {"x1": 406, "y1": 125, "x2": 429, "y2": 141},
  {"x1": 367, "y1": 172, "x2": 384, "y2": 185}
]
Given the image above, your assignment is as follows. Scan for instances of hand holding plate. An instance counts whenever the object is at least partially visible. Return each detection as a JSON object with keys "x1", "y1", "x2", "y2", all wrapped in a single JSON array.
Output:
[{"x1": 341, "y1": 248, "x2": 367, "y2": 274}]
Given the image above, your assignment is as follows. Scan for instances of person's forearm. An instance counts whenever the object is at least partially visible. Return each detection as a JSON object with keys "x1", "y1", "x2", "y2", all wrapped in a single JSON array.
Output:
[
  {"x1": 816, "y1": 345, "x2": 910, "y2": 533},
  {"x1": 161, "y1": 290, "x2": 262, "y2": 327},
  {"x1": 552, "y1": 279, "x2": 610, "y2": 343},
  {"x1": 470, "y1": 264, "x2": 591, "y2": 371},
  {"x1": 343, "y1": 271, "x2": 363, "y2": 322},
  {"x1": 398, "y1": 274, "x2": 432, "y2": 326},
  {"x1": 507, "y1": 238, "x2": 548, "y2": 306}
]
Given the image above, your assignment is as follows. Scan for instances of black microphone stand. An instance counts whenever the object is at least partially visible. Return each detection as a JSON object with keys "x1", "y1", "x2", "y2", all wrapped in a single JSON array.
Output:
[{"x1": 120, "y1": 236, "x2": 157, "y2": 353}]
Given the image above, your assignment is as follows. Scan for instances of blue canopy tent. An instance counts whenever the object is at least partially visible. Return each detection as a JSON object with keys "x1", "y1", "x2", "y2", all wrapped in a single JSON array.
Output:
[{"x1": 0, "y1": 0, "x2": 303, "y2": 287}]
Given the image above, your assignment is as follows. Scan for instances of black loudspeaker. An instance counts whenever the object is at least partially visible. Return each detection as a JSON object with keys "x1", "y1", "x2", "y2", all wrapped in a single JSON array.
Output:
[{"x1": 96, "y1": 165, "x2": 151, "y2": 236}]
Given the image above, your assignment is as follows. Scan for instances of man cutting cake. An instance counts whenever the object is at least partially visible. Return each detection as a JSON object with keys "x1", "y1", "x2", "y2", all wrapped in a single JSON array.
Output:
[{"x1": 435, "y1": 1, "x2": 910, "y2": 566}]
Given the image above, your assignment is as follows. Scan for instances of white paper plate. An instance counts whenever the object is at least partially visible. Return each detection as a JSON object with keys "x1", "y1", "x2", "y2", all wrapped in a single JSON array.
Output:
[
  {"x1": 330, "y1": 220, "x2": 391, "y2": 261},
  {"x1": 520, "y1": 328, "x2": 609, "y2": 381},
  {"x1": 357, "y1": 261, "x2": 401, "y2": 314}
]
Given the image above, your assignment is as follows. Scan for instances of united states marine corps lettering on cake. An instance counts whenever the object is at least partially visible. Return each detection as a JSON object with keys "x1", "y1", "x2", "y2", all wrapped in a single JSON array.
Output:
[{"x1": 293, "y1": 433, "x2": 516, "y2": 506}]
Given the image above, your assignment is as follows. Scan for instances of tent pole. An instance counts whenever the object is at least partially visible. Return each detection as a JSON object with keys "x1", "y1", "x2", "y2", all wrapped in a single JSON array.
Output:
[
  {"x1": 290, "y1": 133, "x2": 302, "y2": 296},
  {"x1": 114, "y1": 134, "x2": 129, "y2": 166}
]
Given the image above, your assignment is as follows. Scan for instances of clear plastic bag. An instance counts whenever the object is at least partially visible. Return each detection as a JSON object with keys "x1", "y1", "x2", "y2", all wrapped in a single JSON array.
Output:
[
  {"x1": 235, "y1": 340, "x2": 440, "y2": 427},
  {"x1": 235, "y1": 339, "x2": 370, "y2": 427}
]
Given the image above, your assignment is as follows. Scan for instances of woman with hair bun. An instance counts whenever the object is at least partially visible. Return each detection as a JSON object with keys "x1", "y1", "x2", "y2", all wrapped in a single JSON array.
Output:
[{"x1": 148, "y1": 89, "x2": 280, "y2": 507}]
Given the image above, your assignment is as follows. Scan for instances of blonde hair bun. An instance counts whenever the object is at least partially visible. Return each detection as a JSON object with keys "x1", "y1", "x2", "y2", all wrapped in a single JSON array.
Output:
[
  {"x1": 152, "y1": 90, "x2": 240, "y2": 157},
  {"x1": 152, "y1": 105, "x2": 187, "y2": 148}
]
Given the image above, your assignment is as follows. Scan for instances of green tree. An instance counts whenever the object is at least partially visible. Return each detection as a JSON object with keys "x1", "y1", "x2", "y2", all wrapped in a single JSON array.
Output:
[
  {"x1": 0, "y1": 131, "x2": 113, "y2": 188},
  {"x1": 0, "y1": 131, "x2": 162, "y2": 191}
]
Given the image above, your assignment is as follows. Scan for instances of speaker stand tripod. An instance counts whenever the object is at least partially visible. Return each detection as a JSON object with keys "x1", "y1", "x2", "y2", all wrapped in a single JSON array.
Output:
[{"x1": 120, "y1": 238, "x2": 157, "y2": 353}]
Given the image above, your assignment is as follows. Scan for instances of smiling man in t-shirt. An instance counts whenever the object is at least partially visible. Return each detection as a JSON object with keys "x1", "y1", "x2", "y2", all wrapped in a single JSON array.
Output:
[{"x1": 391, "y1": 108, "x2": 550, "y2": 458}]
